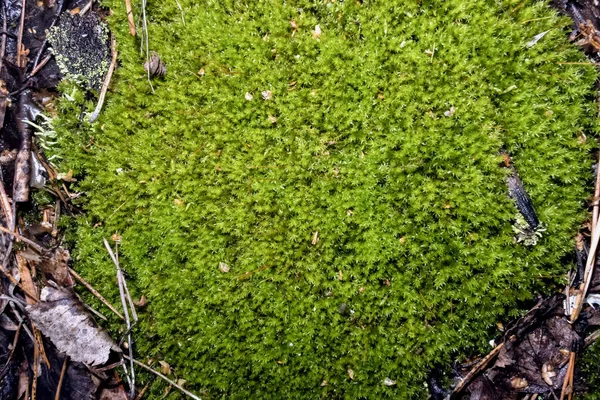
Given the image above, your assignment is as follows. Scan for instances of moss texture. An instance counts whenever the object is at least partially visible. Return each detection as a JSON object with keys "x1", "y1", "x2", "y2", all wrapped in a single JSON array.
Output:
[{"x1": 52, "y1": 0, "x2": 598, "y2": 398}]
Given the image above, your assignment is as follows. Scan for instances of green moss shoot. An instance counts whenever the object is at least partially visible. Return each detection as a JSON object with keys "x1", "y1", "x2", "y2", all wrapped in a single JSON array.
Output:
[{"x1": 52, "y1": 0, "x2": 598, "y2": 397}]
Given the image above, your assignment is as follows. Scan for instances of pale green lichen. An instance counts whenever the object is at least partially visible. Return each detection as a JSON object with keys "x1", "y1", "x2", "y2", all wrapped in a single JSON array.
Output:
[
  {"x1": 47, "y1": 13, "x2": 110, "y2": 91},
  {"x1": 512, "y1": 214, "x2": 547, "y2": 246}
]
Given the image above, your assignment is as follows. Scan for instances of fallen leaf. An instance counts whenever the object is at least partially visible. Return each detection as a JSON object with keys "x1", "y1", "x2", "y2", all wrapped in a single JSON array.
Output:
[
  {"x1": 262, "y1": 90, "x2": 272, "y2": 100},
  {"x1": 443, "y1": 106, "x2": 455, "y2": 117},
  {"x1": 312, "y1": 231, "x2": 319, "y2": 245},
  {"x1": 219, "y1": 262, "x2": 230, "y2": 273},
  {"x1": 38, "y1": 247, "x2": 74, "y2": 287},
  {"x1": 245, "y1": 92, "x2": 253, "y2": 101},
  {"x1": 268, "y1": 115, "x2": 277, "y2": 124},
  {"x1": 313, "y1": 25, "x2": 322, "y2": 38},
  {"x1": 134, "y1": 295, "x2": 147, "y2": 307},
  {"x1": 26, "y1": 286, "x2": 121, "y2": 366},
  {"x1": 510, "y1": 377, "x2": 528, "y2": 389},
  {"x1": 56, "y1": 169, "x2": 76, "y2": 182},
  {"x1": 383, "y1": 377, "x2": 397, "y2": 386},
  {"x1": 159, "y1": 360, "x2": 171, "y2": 375},
  {"x1": 347, "y1": 369, "x2": 355, "y2": 380},
  {"x1": 98, "y1": 376, "x2": 128, "y2": 400}
]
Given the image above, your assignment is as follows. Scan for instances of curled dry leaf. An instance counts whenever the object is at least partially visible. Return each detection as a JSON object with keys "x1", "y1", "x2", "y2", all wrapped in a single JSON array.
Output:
[
  {"x1": 219, "y1": 262, "x2": 230, "y2": 273},
  {"x1": 383, "y1": 377, "x2": 397, "y2": 387},
  {"x1": 134, "y1": 294, "x2": 148, "y2": 307},
  {"x1": 313, "y1": 24, "x2": 322, "y2": 38},
  {"x1": 347, "y1": 369, "x2": 355, "y2": 380},
  {"x1": 39, "y1": 247, "x2": 74, "y2": 287},
  {"x1": 262, "y1": 90, "x2": 272, "y2": 100},
  {"x1": 311, "y1": 231, "x2": 319, "y2": 245},
  {"x1": 510, "y1": 376, "x2": 528, "y2": 389},
  {"x1": 443, "y1": 106, "x2": 455, "y2": 117},
  {"x1": 26, "y1": 286, "x2": 121, "y2": 366},
  {"x1": 144, "y1": 52, "x2": 167, "y2": 77},
  {"x1": 159, "y1": 360, "x2": 171, "y2": 375},
  {"x1": 541, "y1": 363, "x2": 556, "y2": 386}
]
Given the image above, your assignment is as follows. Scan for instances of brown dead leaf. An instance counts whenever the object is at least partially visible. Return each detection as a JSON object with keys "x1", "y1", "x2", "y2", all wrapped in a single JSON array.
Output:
[
  {"x1": 56, "y1": 170, "x2": 77, "y2": 182},
  {"x1": 16, "y1": 253, "x2": 37, "y2": 305},
  {"x1": 134, "y1": 295, "x2": 147, "y2": 307},
  {"x1": 159, "y1": 360, "x2": 171, "y2": 375},
  {"x1": 98, "y1": 376, "x2": 128, "y2": 400},
  {"x1": 347, "y1": 369, "x2": 355, "y2": 380},
  {"x1": 39, "y1": 247, "x2": 74, "y2": 287},
  {"x1": 26, "y1": 286, "x2": 121, "y2": 366}
]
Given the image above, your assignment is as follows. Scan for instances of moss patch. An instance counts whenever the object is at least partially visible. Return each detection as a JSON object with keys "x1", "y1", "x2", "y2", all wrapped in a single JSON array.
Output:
[{"x1": 53, "y1": 0, "x2": 598, "y2": 397}]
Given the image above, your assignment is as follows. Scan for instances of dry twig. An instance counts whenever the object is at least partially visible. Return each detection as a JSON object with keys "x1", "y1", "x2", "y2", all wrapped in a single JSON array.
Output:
[
  {"x1": 16, "y1": 0, "x2": 25, "y2": 68},
  {"x1": 54, "y1": 357, "x2": 68, "y2": 400},
  {"x1": 68, "y1": 267, "x2": 125, "y2": 320},
  {"x1": 89, "y1": 38, "x2": 118, "y2": 123},
  {"x1": 450, "y1": 343, "x2": 504, "y2": 397},
  {"x1": 124, "y1": 355, "x2": 202, "y2": 400},
  {"x1": 125, "y1": 0, "x2": 136, "y2": 35},
  {"x1": 104, "y1": 238, "x2": 136, "y2": 397}
]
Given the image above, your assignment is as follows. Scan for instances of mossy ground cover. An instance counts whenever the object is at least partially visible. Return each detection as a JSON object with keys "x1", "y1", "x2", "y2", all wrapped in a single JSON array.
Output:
[{"x1": 50, "y1": 0, "x2": 598, "y2": 397}]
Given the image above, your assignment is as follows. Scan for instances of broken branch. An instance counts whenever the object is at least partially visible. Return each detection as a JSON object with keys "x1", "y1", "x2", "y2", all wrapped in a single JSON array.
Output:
[{"x1": 89, "y1": 37, "x2": 118, "y2": 123}]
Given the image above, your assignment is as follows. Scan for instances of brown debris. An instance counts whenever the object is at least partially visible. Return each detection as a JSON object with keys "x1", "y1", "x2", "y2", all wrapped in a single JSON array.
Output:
[{"x1": 144, "y1": 51, "x2": 166, "y2": 77}]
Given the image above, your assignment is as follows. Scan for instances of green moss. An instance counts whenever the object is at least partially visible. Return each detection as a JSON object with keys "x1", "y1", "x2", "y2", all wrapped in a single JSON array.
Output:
[{"x1": 52, "y1": 0, "x2": 598, "y2": 397}]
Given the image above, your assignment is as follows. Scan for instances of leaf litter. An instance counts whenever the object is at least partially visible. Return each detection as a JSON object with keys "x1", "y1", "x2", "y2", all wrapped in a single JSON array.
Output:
[{"x1": 0, "y1": 0, "x2": 201, "y2": 398}]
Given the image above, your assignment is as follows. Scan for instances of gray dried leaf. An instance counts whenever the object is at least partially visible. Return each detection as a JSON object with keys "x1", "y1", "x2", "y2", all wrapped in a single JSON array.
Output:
[
  {"x1": 218, "y1": 262, "x2": 230, "y2": 273},
  {"x1": 26, "y1": 286, "x2": 120, "y2": 366},
  {"x1": 383, "y1": 377, "x2": 397, "y2": 386}
]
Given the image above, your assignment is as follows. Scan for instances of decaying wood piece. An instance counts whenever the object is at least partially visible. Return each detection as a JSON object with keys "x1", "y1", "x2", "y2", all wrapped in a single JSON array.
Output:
[
  {"x1": 125, "y1": 0, "x2": 136, "y2": 35},
  {"x1": 88, "y1": 37, "x2": 117, "y2": 123},
  {"x1": 13, "y1": 91, "x2": 34, "y2": 203},
  {"x1": 507, "y1": 172, "x2": 540, "y2": 230}
]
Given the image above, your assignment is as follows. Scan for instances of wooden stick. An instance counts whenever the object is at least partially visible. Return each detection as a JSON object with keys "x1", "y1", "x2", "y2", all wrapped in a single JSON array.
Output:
[
  {"x1": 80, "y1": 0, "x2": 93, "y2": 15},
  {"x1": 0, "y1": 225, "x2": 43, "y2": 252},
  {"x1": 13, "y1": 91, "x2": 32, "y2": 203},
  {"x1": 54, "y1": 357, "x2": 68, "y2": 400},
  {"x1": 124, "y1": 355, "x2": 202, "y2": 400},
  {"x1": 593, "y1": 151, "x2": 600, "y2": 228},
  {"x1": 560, "y1": 351, "x2": 576, "y2": 400},
  {"x1": 16, "y1": 0, "x2": 25, "y2": 68},
  {"x1": 29, "y1": 54, "x2": 52, "y2": 78},
  {"x1": 104, "y1": 239, "x2": 135, "y2": 397},
  {"x1": 0, "y1": 265, "x2": 39, "y2": 302},
  {"x1": 0, "y1": 4, "x2": 7, "y2": 71},
  {"x1": 450, "y1": 343, "x2": 504, "y2": 396},
  {"x1": 125, "y1": 0, "x2": 136, "y2": 36},
  {"x1": 585, "y1": 329, "x2": 600, "y2": 347},
  {"x1": 89, "y1": 38, "x2": 118, "y2": 123},
  {"x1": 134, "y1": 382, "x2": 151, "y2": 400},
  {"x1": 571, "y1": 156, "x2": 600, "y2": 322},
  {"x1": 68, "y1": 267, "x2": 125, "y2": 320},
  {"x1": 0, "y1": 178, "x2": 13, "y2": 228}
]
